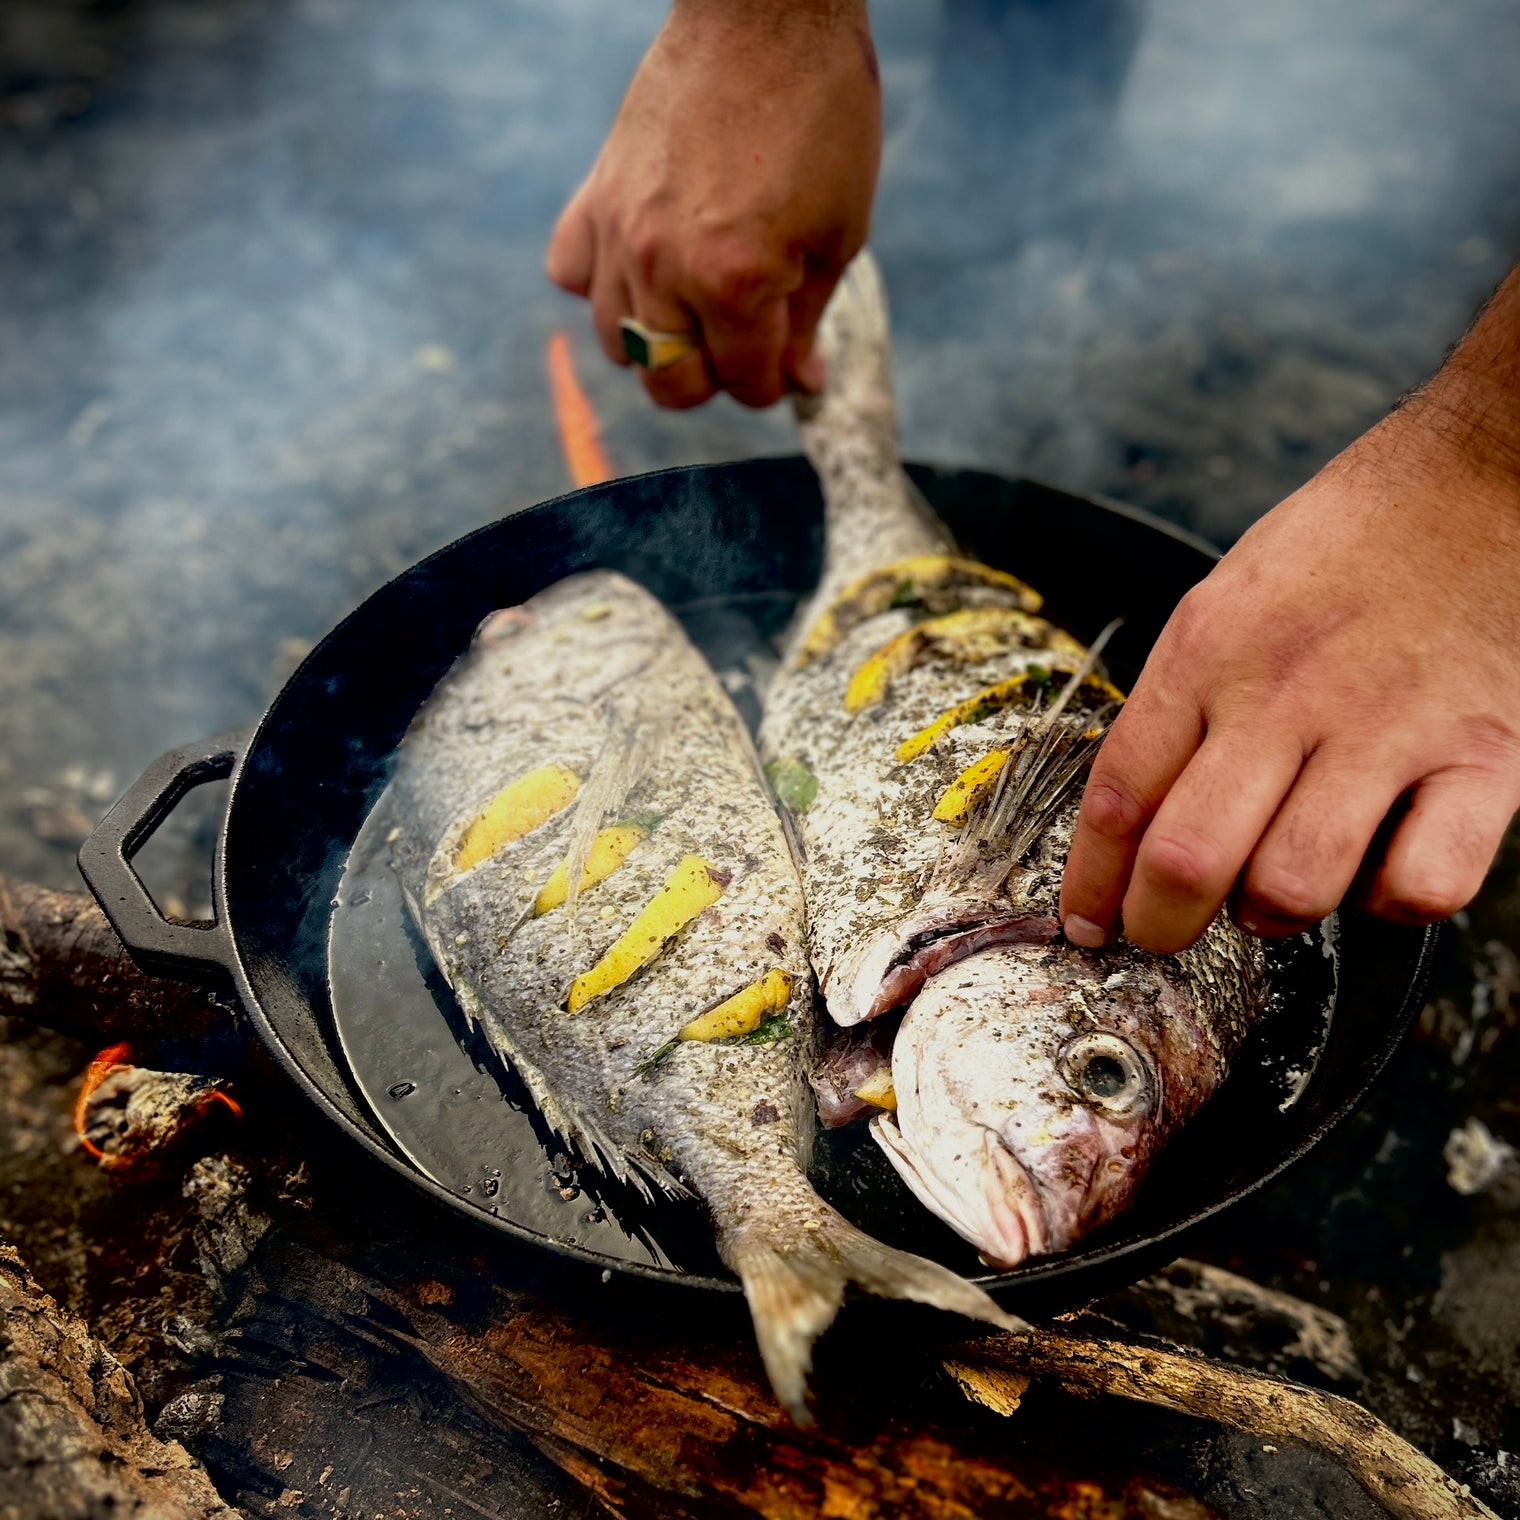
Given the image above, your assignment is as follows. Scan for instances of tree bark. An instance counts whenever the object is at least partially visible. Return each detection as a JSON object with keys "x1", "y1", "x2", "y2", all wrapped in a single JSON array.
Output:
[
  {"x1": 0, "y1": 873, "x2": 229, "y2": 1049},
  {"x1": 0, "y1": 1242, "x2": 242, "y2": 1520}
]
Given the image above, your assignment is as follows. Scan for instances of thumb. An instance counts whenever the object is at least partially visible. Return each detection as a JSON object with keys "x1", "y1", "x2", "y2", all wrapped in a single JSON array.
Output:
[{"x1": 545, "y1": 180, "x2": 596, "y2": 297}]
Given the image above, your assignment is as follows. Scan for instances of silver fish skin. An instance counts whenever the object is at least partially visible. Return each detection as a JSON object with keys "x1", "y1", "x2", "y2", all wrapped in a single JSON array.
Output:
[
  {"x1": 386, "y1": 568, "x2": 1018, "y2": 1419},
  {"x1": 873, "y1": 925, "x2": 1258, "y2": 1266},
  {"x1": 762, "y1": 255, "x2": 1266, "y2": 1264}
]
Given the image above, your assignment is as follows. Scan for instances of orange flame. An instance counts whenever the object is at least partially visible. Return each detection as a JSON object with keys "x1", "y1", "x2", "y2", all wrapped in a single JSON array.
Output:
[
  {"x1": 546, "y1": 331, "x2": 613, "y2": 487},
  {"x1": 207, "y1": 1089, "x2": 244, "y2": 1122},
  {"x1": 74, "y1": 1043, "x2": 133, "y2": 1167},
  {"x1": 73, "y1": 1044, "x2": 243, "y2": 1169}
]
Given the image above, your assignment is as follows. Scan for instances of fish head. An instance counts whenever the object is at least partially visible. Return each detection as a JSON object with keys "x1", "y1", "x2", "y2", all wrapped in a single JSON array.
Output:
[{"x1": 872, "y1": 941, "x2": 1227, "y2": 1268}]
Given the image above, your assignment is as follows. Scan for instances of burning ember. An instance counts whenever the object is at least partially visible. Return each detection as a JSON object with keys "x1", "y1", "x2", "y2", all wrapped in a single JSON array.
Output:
[
  {"x1": 73, "y1": 1042, "x2": 133, "y2": 1166},
  {"x1": 74, "y1": 1043, "x2": 241, "y2": 1171}
]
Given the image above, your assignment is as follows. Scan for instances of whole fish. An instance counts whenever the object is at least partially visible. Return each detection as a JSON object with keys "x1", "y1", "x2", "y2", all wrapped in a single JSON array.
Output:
[
  {"x1": 385, "y1": 568, "x2": 1017, "y2": 1419},
  {"x1": 761, "y1": 256, "x2": 1265, "y2": 1267}
]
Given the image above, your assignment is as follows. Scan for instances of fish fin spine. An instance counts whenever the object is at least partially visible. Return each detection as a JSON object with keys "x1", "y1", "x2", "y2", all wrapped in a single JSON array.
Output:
[{"x1": 463, "y1": 986, "x2": 691, "y2": 1203}]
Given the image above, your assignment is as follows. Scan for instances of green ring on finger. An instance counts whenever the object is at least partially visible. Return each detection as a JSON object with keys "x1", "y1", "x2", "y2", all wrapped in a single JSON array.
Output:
[{"x1": 619, "y1": 318, "x2": 697, "y2": 371}]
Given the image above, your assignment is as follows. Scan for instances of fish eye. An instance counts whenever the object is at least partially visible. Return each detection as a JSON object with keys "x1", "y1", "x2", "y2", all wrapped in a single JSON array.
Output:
[{"x1": 1057, "y1": 1032, "x2": 1154, "y2": 1119}]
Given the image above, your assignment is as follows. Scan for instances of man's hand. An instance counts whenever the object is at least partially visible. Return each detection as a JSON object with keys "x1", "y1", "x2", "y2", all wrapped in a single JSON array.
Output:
[
  {"x1": 545, "y1": 0, "x2": 880, "y2": 410},
  {"x1": 1062, "y1": 262, "x2": 1520, "y2": 953}
]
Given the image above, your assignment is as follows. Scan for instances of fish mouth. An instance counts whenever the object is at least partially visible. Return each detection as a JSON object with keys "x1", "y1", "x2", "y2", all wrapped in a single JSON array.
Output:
[
  {"x1": 870, "y1": 1114, "x2": 1050, "y2": 1269},
  {"x1": 828, "y1": 906, "x2": 1060, "y2": 1025}
]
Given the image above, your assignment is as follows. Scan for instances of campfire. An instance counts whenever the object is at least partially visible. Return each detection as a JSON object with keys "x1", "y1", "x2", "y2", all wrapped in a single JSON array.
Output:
[{"x1": 0, "y1": 883, "x2": 1502, "y2": 1520}]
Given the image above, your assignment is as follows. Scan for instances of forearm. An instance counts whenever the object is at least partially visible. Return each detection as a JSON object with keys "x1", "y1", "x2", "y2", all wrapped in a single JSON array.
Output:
[
  {"x1": 658, "y1": 0, "x2": 875, "y2": 91},
  {"x1": 1403, "y1": 259, "x2": 1520, "y2": 488}
]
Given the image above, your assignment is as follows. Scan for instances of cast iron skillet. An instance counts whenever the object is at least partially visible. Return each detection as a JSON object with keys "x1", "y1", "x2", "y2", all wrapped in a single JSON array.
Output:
[{"x1": 78, "y1": 458, "x2": 1437, "y2": 1313}]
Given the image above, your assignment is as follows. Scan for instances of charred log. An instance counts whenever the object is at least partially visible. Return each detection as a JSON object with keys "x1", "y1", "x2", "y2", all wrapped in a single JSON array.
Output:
[
  {"x1": 0, "y1": 874, "x2": 229, "y2": 1050},
  {"x1": 0, "y1": 1242, "x2": 240, "y2": 1520}
]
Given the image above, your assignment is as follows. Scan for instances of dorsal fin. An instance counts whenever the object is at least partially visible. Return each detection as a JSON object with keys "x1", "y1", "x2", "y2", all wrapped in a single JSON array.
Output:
[{"x1": 939, "y1": 621, "x2": 1123, "y2": 894}]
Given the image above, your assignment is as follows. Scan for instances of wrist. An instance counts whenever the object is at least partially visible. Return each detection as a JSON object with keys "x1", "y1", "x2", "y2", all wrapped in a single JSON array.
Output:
[
  {"x1": 1397, "y1": 261, "x2": 1520, "y2": 494},
  {"x1": 665, "y1": 0, "x2": 872, "y2": 57},
  {"x1": 1404, "y1": 367, "x2": 1520, "y2": 496},
  {"x1": 670, "y1": 0, "x2": 868, "y2": 23}
]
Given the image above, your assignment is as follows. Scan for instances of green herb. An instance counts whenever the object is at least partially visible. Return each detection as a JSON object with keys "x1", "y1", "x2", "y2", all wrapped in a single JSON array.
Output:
[
  {"x1": 764, "y1": 757, "x2": 818, "y2": 813},
  {"x1": 715, "y1": 1014, "x2": 793, "y2": 1049},
  {"x1": 1026, "y1": 664, "x2": 1051, "y2": 687},
  {"x1": 633, "y1": 1038, "x2": 678, "y2": 1077},
  {"x1": 616, "y1": 810, "x2": 666, "y2": 833},
  {"x1": 887, "y1": 580, "x2": 918, "y2": 609}
]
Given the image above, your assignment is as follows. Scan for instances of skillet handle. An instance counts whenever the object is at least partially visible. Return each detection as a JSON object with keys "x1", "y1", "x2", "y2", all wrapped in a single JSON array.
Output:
[{"x1": 77, "y1": 730, "x2": 247, "y2": 987}]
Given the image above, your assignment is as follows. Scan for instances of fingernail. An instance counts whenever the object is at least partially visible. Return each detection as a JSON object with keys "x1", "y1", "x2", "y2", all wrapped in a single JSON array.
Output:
[
  {"x1": 1063, "y1": 914, "x2": 1107, "y2": 949},
  {"x1": 792, "y1": 348, "x2": 826, "y2": 393}
]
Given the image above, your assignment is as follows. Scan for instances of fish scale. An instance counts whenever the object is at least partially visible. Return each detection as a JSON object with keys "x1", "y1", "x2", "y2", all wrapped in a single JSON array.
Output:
[{"x1": 764, "y1": 602, "x2": 1105, "y2": 1005}]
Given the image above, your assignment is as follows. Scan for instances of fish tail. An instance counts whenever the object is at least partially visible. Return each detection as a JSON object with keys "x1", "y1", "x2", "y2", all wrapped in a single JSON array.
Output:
[
  {"x1": 795, "y1": 252, "x2": 950, "y2": 601},
  {"x1": 796, "y1": 250, "x2": 894, "y2": 447},
  {"x1": 723, "y1": 1187, "x2": 1025, "y2": 1423}
]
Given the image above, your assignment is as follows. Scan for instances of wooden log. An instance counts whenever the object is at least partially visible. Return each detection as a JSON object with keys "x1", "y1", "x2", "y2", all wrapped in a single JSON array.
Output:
[
  {"x1": 214, "y1": 1220, "x2": 1491, "y2": 1520},
  {"x1": 0, "y1": 874, "x2": 228, "y2": 1050},
  {"x1": 199, "y1": 1234, "x2": 1217, "y2": 1520},
  {"x1": 946, "y1": 1330, "x2": 1499, "y2": 1520},
  {"x1": 0, "y1": 1241, "x2": 242, "y2": 1520}
]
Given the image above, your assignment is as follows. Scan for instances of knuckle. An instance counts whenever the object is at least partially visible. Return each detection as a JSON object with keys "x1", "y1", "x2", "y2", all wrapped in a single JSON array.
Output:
[
  {"x1": 1454, "y1": 714, "x2": 1520, "y2": 776},
  {"x1": 642, "y1": 366, "x2": 715, "y2": 411},
  {"x1": 1378, "y1": 879, "x2": 1469, "y2": 925},
  {"x1": 1079, "y1": 776, "x2": 1150, "y2": 843},
  {"x1": 1138, "y1": 827, "x2": 1227, "y2": 902},
  {"x1": 1240, "y1": 864, "x2": 1335, "y2": 924},
  {"x1": 1161, "y1": 585, "x2": 1215, "y2": 662},
  {"x1": 1376, "y1": 847, "x2": 1484, "y2": 924},
  {"x1": 544, "y1": 237, "x2": 581, "y2": 294},
  {"x1": 688, "y1": 242, "x2": 775, "y2": 311},
  {"x1": 726, "y1": 372, "x2": 786, "y2": 409},
  {"x1": 626, "y1": 223, "x2": 669, "y2": 288}
]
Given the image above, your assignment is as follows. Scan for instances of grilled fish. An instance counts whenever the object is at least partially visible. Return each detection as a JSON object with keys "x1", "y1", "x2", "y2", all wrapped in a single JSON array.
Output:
[
  {"x1": 762, "y1": 255, "x2": 1265, "y2": 1265},
  {"x1": 386, "y1": 568, "x2": 1017, "y2": 1419}
]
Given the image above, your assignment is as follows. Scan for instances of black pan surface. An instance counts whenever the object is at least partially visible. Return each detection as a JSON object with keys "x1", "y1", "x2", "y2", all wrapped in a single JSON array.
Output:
[{"x1": 83, "y1": 458, "x2": 1437, "y2": 1309}]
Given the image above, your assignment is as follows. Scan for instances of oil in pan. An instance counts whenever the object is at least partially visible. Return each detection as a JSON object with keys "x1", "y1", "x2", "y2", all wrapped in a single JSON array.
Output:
[{"x1": 324, "y1": 594, "x2": 795, "y2": 1277}]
